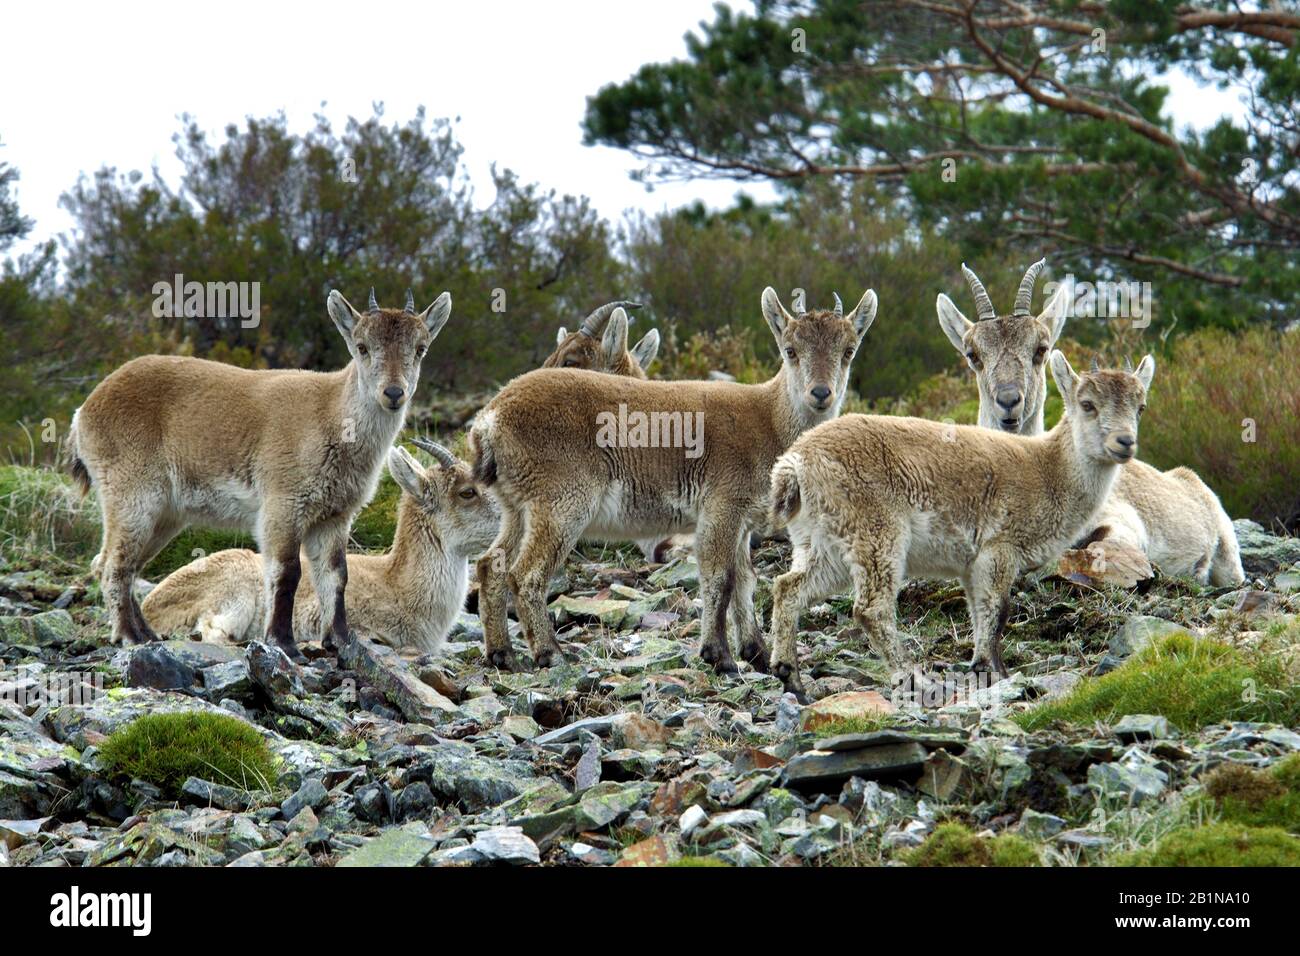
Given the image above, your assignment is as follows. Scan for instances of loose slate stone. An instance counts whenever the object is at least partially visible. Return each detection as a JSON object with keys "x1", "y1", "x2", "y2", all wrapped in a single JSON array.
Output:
[
  {"x1": 471, "y1": 826, "x2": 540, "y2": 865},
  {"x1": 784, "y1": 742, "x2": 928, "y2": 791},
  {"x1": 336, "y1": 827, "x2": 435, "y2": 867}
]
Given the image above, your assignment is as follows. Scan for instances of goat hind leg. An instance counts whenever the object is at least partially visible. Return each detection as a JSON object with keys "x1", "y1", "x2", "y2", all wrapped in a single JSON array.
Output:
[
  {"x1": 508, "y1": 503, "x2": 586, "y2": 669},
  {"x1": 478, "y1": 506, "x2": 525, "y2": 670}
]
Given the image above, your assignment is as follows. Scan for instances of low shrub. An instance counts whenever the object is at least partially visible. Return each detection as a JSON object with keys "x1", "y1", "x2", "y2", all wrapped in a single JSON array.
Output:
[
  {"x1": 98, "y1": 711, "x2": 277, "y2": 798},
  {"x1": 0, "y1": 464, "x2": 100, "y2": 570}
]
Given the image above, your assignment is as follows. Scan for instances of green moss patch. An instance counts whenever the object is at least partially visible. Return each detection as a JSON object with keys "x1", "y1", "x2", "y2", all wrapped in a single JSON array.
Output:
[
  {"x1": 1204, "y1": 755, "x2": 1300, "y2": 833},
  {"x1": 903, "y1": 823, "x2": 1039, "y2": 867},
  {"x1": 1015, "y1": 633, "x2": 1300, "y2": 732},
  {"x1": 98, "y1": 711, "x2": 277, "y2": 798},
  {"x1": 1117, "y1": 823, "x2": 1300, "y2": 867}
]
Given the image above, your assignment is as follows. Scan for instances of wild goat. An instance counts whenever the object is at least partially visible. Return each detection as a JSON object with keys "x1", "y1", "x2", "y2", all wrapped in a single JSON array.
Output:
[
  {"x1": 69, "y1": 288, "x2": 451, "y2": 657},
  {"x1": 767, "y1": 352, "x2": 1154, "y2": 699},
  {"x1": 939, "y1": 262, "x2": 1243, "y2": 585},
  {"x1": 141, "y1": 441, "x2": 499, "y2": 654},
  {"x1": 472, "y1": 289, "x2": 878, "y2": 672},
  {"x1": 544, "y1": 300, "x2": 671, "y2": 561},
  {"x1": 545, "y1": 300, "x2": 660, "y2": 376}
]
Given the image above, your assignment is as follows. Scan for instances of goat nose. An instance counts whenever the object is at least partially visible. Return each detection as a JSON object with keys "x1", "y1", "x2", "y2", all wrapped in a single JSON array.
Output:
[
  {"x1": 995, "y1": 386, "x2": 1021, "y2": 410},
  {"x1": 811, "y1": 385, "x2": 831, "y2": 402},
  {"x1": 383, "y1": 385, "x2": 405, "y2": 403},
  {"x1": 1114, "y1": 433, "x2": 1135, "y2": 448}
]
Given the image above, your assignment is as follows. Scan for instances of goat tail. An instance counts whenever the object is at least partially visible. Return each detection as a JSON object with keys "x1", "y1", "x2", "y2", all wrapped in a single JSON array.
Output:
[
  {"x1": 769, "y1": 453, "x2": 802, "y2": 530},
  {"x1": 468, "y1": 414, "x2": 498, "y2": 487},
  {"x1": 66, "y1": 409, "x2": 92, "y2": 497}
]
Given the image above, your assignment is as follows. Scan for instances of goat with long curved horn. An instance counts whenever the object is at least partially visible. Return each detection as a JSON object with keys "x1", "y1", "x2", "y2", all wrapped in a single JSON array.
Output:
[
  {"x1": 1013, "y1": 258, "x2": 1047, "y2": 316},
  {"x1": 368, "y1": 288, "x2": 379, "y2": 312},
  {"x1": 832, "y1": 292, "x2": 843, "y2": 318},
  {"x1": 578, "y1": 300, "x2": 642, "y2": 338},
  {"x1": 410, "y1": 436, "x2": 458, "y2": 470},
  {"x1": 960, "y1": 264, "x2": 996, "y2": 320},
  {"x1": 405, "y1": 289, "x2": 416, "y2": 314}
]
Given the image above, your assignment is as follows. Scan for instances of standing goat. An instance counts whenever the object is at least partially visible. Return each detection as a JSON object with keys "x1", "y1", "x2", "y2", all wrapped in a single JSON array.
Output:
[
  {"x1": 545, "y1": 300, "x2": 660, "y2": 377},
  {"x1": 141, "y1": 440, "x2": 499, "y2": 654},
  {"x1": 767, "y1": 352, "x2": 1154, "y2": 699},
  {"x1": 69, "y1": 288, "x2": 451, "y2": 657},
  {"x1": 472, "y1": 289, "x2": 878, "y2": 672},
  {"x1": 938, "y1": 261, "x2": 1243, "y2": 585}
]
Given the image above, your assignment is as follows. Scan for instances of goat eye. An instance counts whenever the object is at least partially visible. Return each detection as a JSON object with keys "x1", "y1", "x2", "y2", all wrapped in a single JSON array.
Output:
[
  {"x1": 1138, "y1": 404, "x2": 1147, "y2": 416},
  {"x1": 357, "y1": 343, "x2": 369, "y2": 357},
  {"x1": 785, "y1": 348, "x2": 797, "y2": 360},
  {"x1": 414, "y1": 344, "x2": 426, "y2": 359},
  {"x1": 843, "y1": 349, "x2": 855, "y2": 362},
  {"x1": 966, "y1": 350, "x2": 981, "y2": 368},
  {"x1": 1034, "y1": 346, "x2": 1047, "y2": 362},
  {"x1": 1081, "y1": 400, "x2": 1096, "y2": 413},
  {"x1": 563, "y1": 359, "x2": 579, "y2": 368},
  {"x1": 458, "y1": 488, "x2": 476, "y2": 500}
]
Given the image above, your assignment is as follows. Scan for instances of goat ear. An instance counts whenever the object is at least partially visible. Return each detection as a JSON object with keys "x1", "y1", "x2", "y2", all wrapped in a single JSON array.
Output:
[
  {"x1": 386, "y1": 446, "x2": 426, "y2": 502},
  {"x1": 1134, "y1": 354, "x2": 1156, "y2": 390},
  {"x1": 556, "y1": 326, "x2": 568, "y2": 346},
  {"x1": 419, "y1": 292, "x2": 452, "y2": 339},
  {"x1": 1039, "y1": 279, "x2": 1071, "y2": 345},
  {"x1": 1048, "y1": 350, "x2": 1077, "y2": 401},
  {"x1": 601, "y1": 308, "x2": 630, "y2": 360},
  {"x1": 327, "y1": 290, "x2": 361, "y2": 338},
  {"x1": 631, "y1": 328, "x2": 660, "y2": 370},
  {"x1": 761, "y1": 287, "x2": 793, "y2": 341},
  {"x1": 935, "y1": 294, "x2": 972, "y2": 353},
  {"x1": 849, "y1": 289, "x2": 877, "y2": 339}
]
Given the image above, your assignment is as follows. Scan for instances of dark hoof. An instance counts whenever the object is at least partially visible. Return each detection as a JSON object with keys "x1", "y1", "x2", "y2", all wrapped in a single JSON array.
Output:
[
  {"x1": 533, "y1": 644, "x2": 565, "y2": 669},
  {"x1": 970, "y1": 656, "x2": 1009, "y2": 680},
  {"x1": 739, "y1": 639, "x2": 771, "y2": 672},
  {"x1": 698, "y1": 641, "x2": 738, "y2": 674},
  {"x1": 772, "y1": 661, "x2": 808, "y2": 703},
  {"x1": 488, "y1": 649, "x2": 520, "y2": 671},
  {"x1": 276, "y1": 639, "x2": 305, "y2": 663}
]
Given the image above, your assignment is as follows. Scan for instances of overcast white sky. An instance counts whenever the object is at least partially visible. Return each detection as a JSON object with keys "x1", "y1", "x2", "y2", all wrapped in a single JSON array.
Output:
[{"x1": 2, "y1": 0, "x2": 1245, "y2": 258}]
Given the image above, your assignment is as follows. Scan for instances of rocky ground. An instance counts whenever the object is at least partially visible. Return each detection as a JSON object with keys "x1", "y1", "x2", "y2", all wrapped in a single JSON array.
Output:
[{"x1": 1, "y1": 520, "x2": 1298, "y2": 868}]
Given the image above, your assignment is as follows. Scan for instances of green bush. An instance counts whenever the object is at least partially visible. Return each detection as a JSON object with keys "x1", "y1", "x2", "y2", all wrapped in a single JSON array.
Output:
[
  {"x1": 1204, "y1": 755, "x2": 1300, "y2": 833},
  {"x1": 903, "y1": 823, "x2": 1039, "y2": 867},
  {"x1": 98, "y1": 711, "x2": 277, "y2": 798},
  {"x1": 1117, "y1": 823, "x2": 1300, "y2": 866},
  {"x1": 143, "y1": 529, "x2": 253, "y2": 579},
  {"x1": 1016, "y1": 632, "x2": 1300, "y2": 732},
  {"x1": 1138, "y1": 326, "x2": 1300, "y2": 527},
  {"x1": 349, "y1": 474, "x2": 401, "y2": 551}
]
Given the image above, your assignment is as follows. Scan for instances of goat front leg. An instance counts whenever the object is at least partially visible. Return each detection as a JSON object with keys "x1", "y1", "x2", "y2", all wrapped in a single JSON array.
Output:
[
  {"x1": 964, "y1": 545, "x2": 1019, "y2": 679},
  {"x1": 479, "y1": 505, "x2": 524, "y2": 670},
  {"x1": 732, "y1": 531, "x2": 768, "y2": 671},
  {"x1": 304, "y1": 515, "x2": 352, "y2": 653},
  {"x1": 259, "y1": 502, "x2": 305, "y2": 661},
  {"x1": 695, "y1": 513, "x2": 744, "y2": 675},
  {"x1": 508, "y1": 500, "x2": 586, "y2": 669}
]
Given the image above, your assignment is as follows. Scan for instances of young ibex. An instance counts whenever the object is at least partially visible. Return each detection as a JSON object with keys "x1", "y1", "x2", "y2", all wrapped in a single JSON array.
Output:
[
  {"x1": 141, "y1": 441, "x2": 499, "y2": 654},
  {"x1": 767, "y1": 352, "x2": 1155, "y2": 699},
  {"x1": 545, "y1": 300, "x2": 660, "y2": 377},
  {"x1": 69, "y1": 288, "x2": 452, "y2": 657},
  {"x1": 939, "y1": 261, "x2": 1243, "y2": 586},
  {"x1": 472, "y1": 289, "x2": 878, "y2": 672},
  {"x1": 544, "y1": 300, "x2": 670, "y2": 561}
]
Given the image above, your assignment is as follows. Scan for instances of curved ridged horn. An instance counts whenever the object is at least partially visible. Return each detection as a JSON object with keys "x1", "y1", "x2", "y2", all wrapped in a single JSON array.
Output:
[
  {"x1": 832, "y1": 292, "x2": 843, "y2": 318},
  {"x1": 960, "y1": 264, "x2": 996, "y2": 320},
  {"x1": 368, "y1": 287, "x2": 379, "y2": 312},
  {"x1": 1013, "y1": 258, "x2": 1046, "y2": 316},
  {"x1": 578, "y1": 300, "x2": 642, "y2": 338},
  {"x1": 404, "y1": 289, "x2": 415, "y2": 314},
  {"x1": 1091, "y1": 355, "x2": 1101, "y2": 372},
  {"x1": 410, "y1": 437, "x2": 457, "y2": 470}
]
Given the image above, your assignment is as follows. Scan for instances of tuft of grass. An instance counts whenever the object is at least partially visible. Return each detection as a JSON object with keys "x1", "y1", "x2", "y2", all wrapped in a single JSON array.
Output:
[
  {"x1": 1116, "y1": 822, "x2": 1300, "y2": 867},
  {"x1": 666, "y1": 856, "x2": 731, "y2": 867},
  {"x1": 1015, "y1": 633, "x2": 1300, "y2": 732},
  {"x1": 98, "y1": 711, "x2": 277, "y2": 799},
  {"x1": 902, "y1": 823, "x2": 1039, "y2": 867},
  {"x1": 0, "y1": 464, "x2": 100, "y2": 570},
  {"x1": 1203, "y1": 755, "x2": 1300, "y2": 833},
  {"x1": 811, "y1": 713, "x2": 902, "y2": 739}
]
